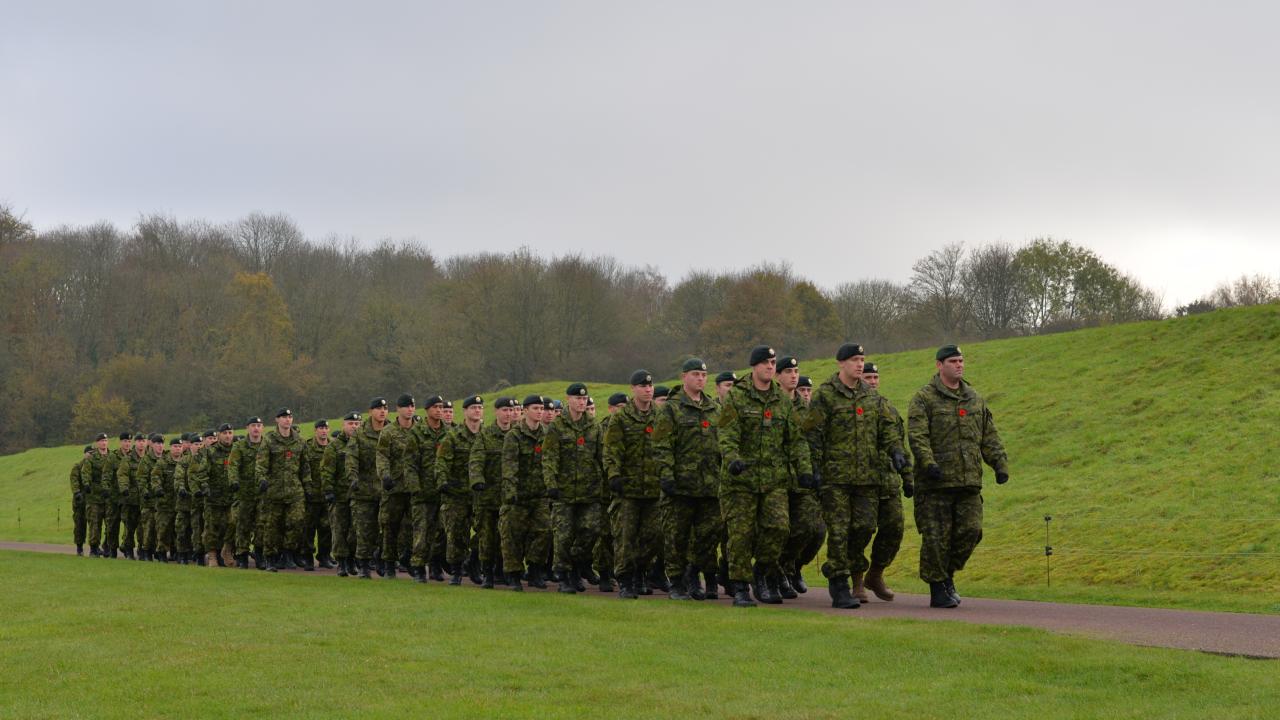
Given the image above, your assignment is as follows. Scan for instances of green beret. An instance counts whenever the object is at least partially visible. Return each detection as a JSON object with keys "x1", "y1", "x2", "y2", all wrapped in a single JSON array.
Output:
[
  {"x1": 522, "y1": 394, "x2": 546, "y2": 408},
  {"x1": 681, "y1": 358, "x2": 707, "y2": 373},
  {"x1": 862, "y1": 362, "x2": 879, "y2": 375},
  {"x1": 396, "y1": 394, "x2": 416, "y2": 408},
  {"x1": 777, "y1": 356, "x2": 798, "y2": 370},
  {"x1": 653, "y1": 385, "x2": 670, "y2": 399},
  {"x1": 836, "y1": 343, "x2": 865, "y2": 361},
  {"x1": 566, "y1": 382, "x2": 589, "y2": 397},
  {"x1": 629, "y1": 369, "x2": 653, "y2": 386},
  {"x1": 936, "y1": 345, "x2": 962, "y2": 362},
  {"x1": 748, "y1": 345, "x2": 776, "y2": 366},
  {"x1": 714, "y1": 371, "x2": 737, "y2": 384},
  {"x1": 797, "y1": 375, "x2": 812, "y2": 388},
  {"x1": 608, "y1": 392, "x2": 628, "y2": 407},
  {"x1": 494, "y1": 396, "x2": 517, "y2": 409},
  {"x1": 369, "y1": 397, "x2": 388, "y2": 410},
  {"x1": 462, "y1": 395, "x2": 484, "y2": 409}
]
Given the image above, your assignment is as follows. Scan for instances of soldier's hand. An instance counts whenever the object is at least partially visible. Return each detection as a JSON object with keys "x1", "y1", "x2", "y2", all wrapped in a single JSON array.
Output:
[
  {"x1": 891, "y1": 450, "x2": 908, "y2": 473},
  {"x1": 324, "y1": 492, "x2": 336, "y2": 503},
  {"x1": 178, "y1": 488, "x2": 189, "y2": 498},
  {"x1": 471, "y1": 482, "x2": 486, "y2": 492},
  {"x1": 659, "y1": 478, "x2": 676, "y2": 496},
  {"x1": 258, "y1": 479, "x2": 269, "y2": 494},
  {"x1": 74, "y1": 491, "x2": 83, "y2": 502},
  {"x1": 925, "y1": 464, "x2": 943, "y2": 482},
  {"x1": 728, "y1": 460, "x2": 748, "y2": 476},
  {"x1": 902, "y1": 479, "x2": 914, "y2": 498},
  {"x1": 546, "y1": 487, "x2": 562, "y2": 501},
  {"x1": 608, "y1": 477, "x2": 624, "y2": 494},
  {"x1": 812, "y1": 472, "x2": 822, "y2": 491},
  {"x1": 995, "y1": 472, "x2": 1009, "y2": 485},
  {"x1": 348, "y1": 480, "x2": 359, "y2": 493},
  {"x1": 797, "y1": 473, "x2": 816, "y2": 490},
  {"x1": 230, "y1": 482, "x2": 240, "y2": 493},
  {"x1": 381, "y1": 474, "x2": 394, "y2": 491}
]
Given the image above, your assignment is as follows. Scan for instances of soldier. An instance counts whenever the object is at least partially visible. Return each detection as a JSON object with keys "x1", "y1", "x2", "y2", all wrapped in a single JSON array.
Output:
[
  {"x1": 470, "y1": 396, "x2": 517, "y2": 588},
  {"x1": 654, "y1": 358, "x2": 723, "y2": 601},
  {"x1": 322, "y1": 411, "x2": 361, "y2": 577},
  {"x1": 256, "y1": 408, "x2": 310, "y2": 572},
  {"x1": 229, "y1": 417, "x2": 266, "y2": 569},
  {"x1": 591, "y1": 392, "x2": 628, "y2": 592},
  {"x1": 70, "y1": 446, "x2": 92, "y2": 555},
  {"x1": 300, "y1": 420, "x2": 333, "y2": 570},
  {"x1": 500, "y1": 395, "x2": 552, "y2": 590},
  {"x1": 346, "y1": 398, "x2": 390, "y2": 579},
  {"x1": 115, "y1": 434, "x2": 147, "y2": 559},
  {"x1": 714, "y1": 372, "x2": 736, "y2": 404},
  {"x1": 413, "y1": 395, "x2": 450, "y2": 581},
  {"x1": 797, "y1": 375, "x2": 813, "y2": 404},
  {"x1": 803, "y1": 344, "x2": 906, "y2": 608},
  {"x1": 437, "y1": 395, "x2": 485, "y2": 585},
  {"x1": 908, "y1": 345, "x2": 1010, "y2": 608},
  {"x1": 189, "y1": 430, "x2": 217, "y2": 565},
  {"x1": 81, "y1": 433, "x2": 111, "y2": 556},
  {"x1": 195, "y1": 424, "x2": 236, "y2": 567},
  {"x1": 603, "y1": 371, "x2": 664, "y2": 599},
  {"x1": 138, "y1": 434, "x2": 164, "y2": 561},
  {"x1": 173, "y1": 433, "x2": 197, "y2": 564},
  {"x1": 544, "y1": 400, "x2": 562, "y2": 425},
  {"x1": 585, "y1": 396, "x2": 597, "y2": 420},
  {"x1": 543, "y1": 382, "x2": 604, "y2": 594},
  {"x1": 442, "y1": 401, "x2": 455, "y2": 427},
  {"x1": 102, "y1": 432, "x2": 132, "y2": 558},
  {"x1": 653, "y1": 386, "x2": 670, "y2": 407},
  {"x1": 718, "y1": 345, "x2": 813, "y2": 607},
  {"x1": 376, "y1": 394, "x2": 418, "y2": 580},
  {"x1": 149, "y1": 438, "x2": 184, "y2": 562},
  {"x1": 775, "y1": 356, "x2": 825, "y2": 599},
  {"x1": 859, "y1": 362, "x2": 913, "y2": 601}
]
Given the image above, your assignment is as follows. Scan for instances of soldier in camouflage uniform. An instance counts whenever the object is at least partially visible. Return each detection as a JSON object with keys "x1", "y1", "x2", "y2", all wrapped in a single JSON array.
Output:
[
  {"x1": 256, "y1": 408, "x2": 310, "y2": 572},
  {"x1": 322, "y1": 412, "x2": 360, "y2": 577},
  {"x1": 469, "y1": 396, "x2": 516, "y2": 588},
  {"x1": 70, "y1": 447, "x2": 91, "y2": 555},
  {"x1": 603, "y1": 371, "x2": 664, "y2": 599},
  {"x1": 190, "y1": 430, "x2": 217, "y2": 565},
  {"x1": 714, "y1": 371, "x2": 736, "y2": 404},
  {"x1": 138, "y1": 434, "x2": 164, "y2": 561},
  {"x1": 300, "y1": 420, "x2": 333, "y2": 570},
  {"x1": 437, "y1": 395, "x2": 484, "y2": 585},
  {"x1": 412, "y1": 395, "x2": 450, "y2": 581},
  {"x1": 654, "y1": 359, "x2": 723, "y2": 601},
  {"x1": 346, "y1": 398, "x2": 389, "y2": 579},
  {"x1": 499, "y1": 395, "x2": 551, "y2": 590},
  {"x1": 81, "y1": 434, "x2": 111, "y2": 556},
  {"x1": 542, "y1": 383, "x2": 604, "y2": 594},
  {"x1": 857, "y1": 363, "x2": 914, "y2": 601},
  {"x1": 775, "y1": 356, "x2": 825, "y2": 600},
  {"x1": 102, "y1": 432, "x2": 132, "y2": 558},
  {"x1": 718, "y1": 346, "x2": 814, "y2": 607},
  {"x1": 173, "y1": 434, "x2": 197, "y2": 564},
  {"x1": 591, "y1": 393, "x2": 628, "y2": 592},
  {"x1": 149, "y1": 438, "x2": 183, "y2": 561},
  {"x1": 115, "y1": 435, "x2": 147, "y2": 559},
  {"x1": 376, "y1": 394, "x2": 419, "y2": 580},
  {"x1": 908, "y1": 345, "x2": 1010, "y2": 608},
  {"x1": 194, "y1": 424, "x2": 236, "y2": 567},
  {"x1": 229, "y1": 417, "x2": 265, "y2": 569},
  {"x1": 803, "y1": 344, "x2": 906, "y2": 609}
]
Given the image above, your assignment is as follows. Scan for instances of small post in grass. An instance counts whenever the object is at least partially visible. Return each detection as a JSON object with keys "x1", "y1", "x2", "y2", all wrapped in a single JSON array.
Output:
[
  {"x1": 1043, "y1": 514, "x2": 1053, "y2": 587},
  {"x1": 57, "y1": 505, "x2": 60, "y2": 529}
]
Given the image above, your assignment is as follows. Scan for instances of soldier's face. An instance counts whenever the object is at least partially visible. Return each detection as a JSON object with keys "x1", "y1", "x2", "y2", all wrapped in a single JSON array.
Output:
[
  {"x1": 778, "y1": 368, "x2": 799, "y2": 392},
  {"x1": 683, "y1": 370, "x2": 707, "y2": 395},
  {"x1": 586, "y1": 405, "x2": 596, "y2": 418},
  {"x1": 568, "y1": 396, "x2": 587, "y2": 415},
  {"x1": 753, "y1": 358, "x2": 777, "y2": 382},
  {"x1": 442, "y1": 408, "x2": 454, "y2": 423},
  {"x1": 121, "y1": 439, "x2": 133, "y2": 452},
  {"x1": 397, "y1": 405, "x2": 415, "y2": 422},
  {"x1": 315, "y1": 427, "x2": 329, "y2": 441},
  {"x1": 427, "y1": 405, "x2": 443, "y2": 422},
  {"x1": 277, "y1": 416, "x2": 293, "y2": 433},
  {"x1": 343, "y1": 419, "x2": 360, "y2": 435},
  {"x1": 465, "y1": 405, "x2": 484, "y2": 423},
  {"x1": 371, "y1": 407, "x2": 388, "y2": 423},
  {"x1": 862, "y1": 373, "x2": 880, "y2": 389},
  {"x1": 150, "y1": 443, "x2": 162, "y2": 456},
  {"x1": 938, "y1": 356, "x2": 964, "y2": 382},
  {"x1": 798, "y1": 386, "x2": 813, "y2": 401},
  {"x1": 95, "y1": 439, "x2": 109, "y2": 452},
  {"x1": 632, "y1": 384, "x2": 654, "y2": 404},
  {"x1": 203, "y1": 437, "x2": 216, "y2": 448},
  {"x1": 608, "y1": 404, "x2": 623, "y2": 415},
  {"x1": 136, "y1": 440, "x2": 149, "y2": 454},
  {"x1": 716, "y1": 381, "x2": 734, "y2": 399},
  {"x1": 247, "y1": 423, "x2": 264, "y2": 441},
  {"x1": 525, "y1": 405, "x2": 544, "y2": 424},
  {"x1": 169, "y1": 444, "x2": 182, "y2": 458},
  {"x1": 218, "y1": 430, "x2": 234, "y2": 445},
  {"x1": 496, "y1": 406, "x2": 516, "y2": 425},
  {"x1": 839, "y1": 356, "x2": 865, "y2": 378}
]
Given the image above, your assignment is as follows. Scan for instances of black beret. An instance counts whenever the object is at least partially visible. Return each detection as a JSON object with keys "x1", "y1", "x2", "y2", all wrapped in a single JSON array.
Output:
[
  {"x1": 715, "y1": 371, "x2": 737, "y2": 384},
  {"x1": 95, "y1": 433, "x2": 109, "y2": 441},
  {"x1": 217, "y1": 423, "x2": 233, "y2": 432},
  {"x1": 343, "y1": 411, "x2": 361, "y2": 421},
  {"x1": 396, "y1": 394, "x2": 415, "y2": 408},
  {"x1": 119, "y1": 432, "x2": 133, "y2": 441},
  {"x1": 148, "y1": 433, "x2": 163, "y2": 443},
  {"x1": 422, "y1": 395, "x2": 444, "y2": 408},
  {"x1": 566, "y1": 382, "x2": 589, "y2": 397},
  {"x1": 202, "y1": 429, "x2": 216, "y2": 438},
  {"x1": 862, "y1": 362, "x2": 879, "y2": 375},
  {"x1": 462, "y1": 395, "x2": 484, "y2": 409},
  {"x1": 314, "y1": 420, "x2": 329, "y2": 429},
  {"x1": 748, "y1": 345, "x2": 776, "y2": 366},
  {"x1": 179, "y1": 433, "x2": 191, "y2": 442},
  {"x1": 169, "y1": 437, "x2": 182, "y2": 446},
  {"x1": 548, "y1": 399, "x2": 562, "y2": 410},
  {"x1": 133, "y1": 433, "x2": 146, "y2": 441},
  {"x1": 442, "y1": 400, "x2": 453, "y2": 409},
  {"x1": 522, "y1": 394, "x2": 546, "y2": 408},
  {"x1": 836, "y1": 343, "x2": 865, "y2": 361},
  {"x1": 494, "y1": 396, "x2": 517, "y2": 409},
  {"x1": 936, "y1": 345, "x2": 962, "y2": 362},
  {"x1": 608, "y1": 392, "x2": 628, "y2": 407},
  {"x1": 629, "y1": 369, "x2": 654, "y2": 386},
  {"x1": 777, "y1": 356, "x2": 799, "y2": 370},
  {"x1": 653, "y1": 385, "x2": 670, "y2": 398},
  {"x1": 246, "y1": 416, "x2": 263, "y2": 426},
  {"x1": 797, "y1": 375, "x2": 813, "y2": 388},
  {"x1": 369, "y1": 397, "x2": 388, "y2": 410},
  {"x1": 83, "y1": 446, "x2": 92, "y2": 453},
  {"x1": 275, "y1": 407, "x2": 292, "y2": 418},
  {"x1": 586, "y1": 396, "x2": 595, "y2": 406},
  {"x1": 681, "y1": 358, "x2": 707, "y2": 373}
]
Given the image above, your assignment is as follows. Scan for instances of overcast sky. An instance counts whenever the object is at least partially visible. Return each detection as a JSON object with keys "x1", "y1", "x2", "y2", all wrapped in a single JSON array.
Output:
[{"x1": 4, "y1": 2, "x2": 1279, "y2": 308}]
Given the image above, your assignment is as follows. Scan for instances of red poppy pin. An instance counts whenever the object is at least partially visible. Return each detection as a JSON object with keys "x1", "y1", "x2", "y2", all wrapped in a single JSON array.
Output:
[
  {"x1": 576, "y1": 436, "x2": 585, "y2": 446},
  {"x1": 855, "y1": 407, "x2": 864, "y2": 416},
  {"x1": 534, "y1": 445, "x2": 542, "y2": 453},
  {"x1": 958, "y1": 409, "x2": 967, "y2": 417},
  {"x1": 285, "y1": 451, "x2": 293, "y2": 459},
  {"x1": 645, "y1": 426, "x2": 653, "y2": 434},
  {"x1": 223, "y1": 460, "x2": 229, "y2": 466},
  {"x1": 701, "y1": 420, "x2": 710, "y2": 428},
  {"x1": 763, "y1": 410, "x2": 773, "y2": 419}
]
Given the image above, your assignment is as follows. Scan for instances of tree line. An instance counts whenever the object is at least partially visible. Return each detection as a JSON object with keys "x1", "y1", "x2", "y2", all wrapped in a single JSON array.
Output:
[{"x1": 3, "y1": 203, "x2": 1267, "y2": 454}]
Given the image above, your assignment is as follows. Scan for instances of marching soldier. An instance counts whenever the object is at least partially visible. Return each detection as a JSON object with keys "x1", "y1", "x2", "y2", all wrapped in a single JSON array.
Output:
[
  {"x1": 229, "y1": 417, "x2": 266, "y2": 569},
  {"x1": 469, "y1": 396, "x2": 517, "y2": 588},
  {"x1": 322, "y1": 412, "x2": 361, "y2": 577},
  {"x1": 301, "y1": 420, "x2": 334, "y2": 570},
  {"x1": 603, "y1": 371, "x2": 663, "y2": 599},
  {"x1": 859, "y1": 362, "x2": 912, "y2": 601},
  {"x1": 81, "y1": 433, "x2": 111, "y2": 556},
  {"x1": 195, "y1": 424, "x2": 236, "y2": 567},
  {"x1": 70, "y1": 446, "x2": 91, "y2": 555},
  {"x1": 376, "y1": 395, "x2": 419, "y2": 580},
  {"x1": 543, "y1": 383, "x2": 604, "y2": 594},
  {"x1": 256, "y1": 408, "x2": 310, "y2": 572},
  {"x1": 437, "y1": 395, "x2": 485, "y2": 585},
  {"x1": 346, "y1": 398, "x2": 390, "y2": 579},
  {"x1": 500, "y1": 395, "x2": 552, "y2": 590}
]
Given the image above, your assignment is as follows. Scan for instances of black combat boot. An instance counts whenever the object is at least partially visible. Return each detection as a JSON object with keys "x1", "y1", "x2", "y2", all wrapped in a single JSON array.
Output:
[
  {"x1": 481, "y1": 565, "x2": 495, "y2": 589},
  {"x1": 778, "y1": 572, "x2": 798, "y2": 600},
  {"x1": 753, "y1": 565, "x2": 781, "y2": 605},
  {"x1": 429, "y1": 561, "x2": 445, "y2": 582},
  {"x1": 414, "y1": 565, "x2": 428, "y2": 583},
  {"x1": 264, "y1": 554, "x2": 277, "y2": 572},
  {"x1": 281, "y1": 552, "x2": 296, "y2": 570},
  {"x1": 945, "y1": 576, "x2": 961, "y2": 605},
  {"x1": 649, "y1": 566, "x2": 671, "y2": 593},
  {"x1": 336, "y1": 557, "x2": 349, "y2": 577},
  {"x1": 301, "y1": 553, "x2": 315, "y2": 571},
  {"x1": 317, "y1": 554, "x2": 333, "y2": 570},
  {"x1": 791, "y1": 569, "x2": 809, "y2": 594},
  {"x1": 596, "y1": 569, "x2": 614, "y2": 593},
  {"x1": 618, "y1": 572, "x2": 637, "y2": 600},
  {"x1": 90, "y1": 545, "x2": 101, "y2": 557},
  {"x1": 686, "y1": 567, "x2": 706, "y2": 601},
  {"x1": 929, "y1": 581, "x2": 959, "y2": 608},
  {"x1": 829, "y1": 576, "x2": 859, "y2": 609},
  {"x1": 766, "y1": 570, "x2": 786, "y2": 604},
  {"x1": 732, "y1": 581, "x2": 756, "y2": 608},
  {"x1": 636, "y1": 569, "x2": 652, "y2": 596},
  {"x1": 703, "y1": 570, "x2": 719, "y2": 600},
  {"x1": 214, "y1": 552, "x2": 225, "y2": 567},
  {"x1": 527, "y1": 565, "x2": 548, "y2": 589},
  {"x1": 398, "y1": 551, "x2": 411, "y2": 574},
  {"x1": 179, "y1": 552, "x2": 190, "y2": 566},
  {"x1": 253, "y1": 551, "x2": 265, "y2": 570},
  {"x1": 580, "y1": 563, "x2": 600, "y2": 585},
  {"x1": 385, "y1": 562, "x2": 397, "y2": 579},
  {"x1": 668, "y1": 571, "x2": 691, "y2": 600},
  {"x1": 571, "y1": 563, "x2": 588, "y2": 592},
  {"x1": 196, "y1": 550, "x2": 208, "y2": 567},
  {"x1": 467, "y1": 555, "x2": 483, "y2": 585},
  {"x1": 449, "y1": 564, "x2": 463, "y2": 586},
  {"x1": 557, "y1": 567, "x2": 577, "y2": 594},
  {"x1": 233, "y1": 553, "x2": 247, "y2": 569},
  {"x1": 508, "y1": 572, "x2": 524, "y2": 591},
  {"x1": 76, "y1": 544, "x2": 84, "y2": 556}
]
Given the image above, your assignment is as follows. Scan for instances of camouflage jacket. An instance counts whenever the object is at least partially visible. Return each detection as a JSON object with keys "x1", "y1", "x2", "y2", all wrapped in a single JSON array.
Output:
[
  {"x1": 436, "y1": 422, "x2": 481, "y2": 501},
  {"x1": 116, "y1": 451, "x2": 145, "y2": 506},
  {"x1": 376, "y1": 419, "x2": 420, "y2": 497},
  {"x1": 70, "y1": 459, "x2": 86, "y2": 502},
  {"x1": 321, "y1": 432, "x2": 352, "y2": 502},
  {"x1": 717, "y1": 374, "x2": 812, "y2": 495},
  {"x1": 302, "y1": 437, "x2": 331, "y2": 498},
  {"x1": 174, "y1": 453, "x2": 196, "y2": 511},
  {"x1": 652, "y1": 387, "x2": 721, "y2": 498},
  {"x1": 138, "y1": 451, "x2": 160, "y2": 508},
  {"x1": 877, "y1": 397, "x2": 912, "y2": 490},
  {"x1": 501, "y1": 419, "x2": 546, "y2": 506},
  {"x1": 542, "y1": 411, "x2": 603, "y2": 503},
  {"x1": 603, "y1": 400, "x2": 661, "y2": 500},
  {"x1": 149, "y1": 454, "x2": 181, "y2": 512},
  {"x1": 413, "y1": 420, "x2": 449, "y2": 503},
  {"x1": 803, "y1": 373, "x2": 901, "y2": 487},
  {"x1": 468, "y1": 422, "x2": 509, "y2": 510},
  {"x1": 907, "y1": 374, "x2": 1009, "y2": 491},
  {"x1": 194, "y1": 441, "x2": 236, "y2": 507},
  {"x1": 256, "y1": 429, "x2": 308, "y2": 502},
  {"x1": 344, "y1": 418, "x2": 385, "y2": 502},
  {"x1": 80, "y1": 451, "x2": 112, "y2": 503},
  {"x1": 103, "y1": 448, "x2": 126, "y2": 503}
]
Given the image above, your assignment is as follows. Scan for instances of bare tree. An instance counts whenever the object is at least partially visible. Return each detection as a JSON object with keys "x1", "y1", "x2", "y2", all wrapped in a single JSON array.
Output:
[
  {"x1": 910, "y1": 242, "x2": 968, "y2": 336},
  {"x1": 234, "y1": 211, "x2": 304, "y2": 275},
  {"x1": 962, "y1": 243, "x2": 1026, "y2": 337},
  {"x1": 829, "y1": 279, "x2": 913, "y2": 351}
]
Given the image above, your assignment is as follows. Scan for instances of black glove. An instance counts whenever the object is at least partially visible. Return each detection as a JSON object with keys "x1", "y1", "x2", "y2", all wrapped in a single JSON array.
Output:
[
  {"x1": 258, "y1": 479, "x2": 268, "y2": 494},
  {"x1": 812, "y1": 472, "x2": 822, "y2": 491},
  {"x1": 797, "y1": 473, "x2": 816, "y2": 490},
  {"x1": 178, "y1": 488, "x2": 189, "y2": 498},
  {"x1": 230, "y1": 482, "x2": 240, "y2": 493},
  {"x1": 74, "y1": 491, "x2": 83, "y2": 502},
  {"x1": 381, "y1": 474, "x2": 394, "y2": 491},
  {"x1": 995, "y1": 472, "x2": 1009, "y2": 485},
  {"x1": 728, "y1": 460, "x2": 747, "y2": 476},
  {"x1": 902, "y1": 479, "x2": 914, "y2": 498},
  {"x1": 324, "y1": 491, "x2": 336, "y2": 503},
  {"x1": 348, "y1": 480, "x2": 359, "y2": 493},
  {"x1": 546, "y1": 487, "x2": 562, "y2": 501},
  {"x1": 471, "y1": 482, "x2": 486, "y2": 492},
  {"x1": 659, "y1": 478, "x2": 676, "y2": 496},
  {"x1": 891, "y1": 450, "x2": 908, "y2": 473},
  {"x1": 609, "y1": 477, "x2": 624, "y2": 494},
  {"x1": 195, "y1": 489, "x2": 206, "y2": 498},
  {"x1": 925, "y1": 464, "x2": 942, "y2": 482}
]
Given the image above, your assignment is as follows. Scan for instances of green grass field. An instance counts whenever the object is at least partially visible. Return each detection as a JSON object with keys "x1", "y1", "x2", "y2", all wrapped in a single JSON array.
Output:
[
  {"x1": 2, "y1": 304, "x2": 1278, "y2": 613},
  {"x1": 1, "y1": 550, "x2": 1276, "y2": 720}
]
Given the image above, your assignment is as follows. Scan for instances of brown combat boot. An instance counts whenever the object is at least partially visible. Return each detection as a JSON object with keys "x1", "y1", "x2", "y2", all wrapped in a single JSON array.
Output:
[
  {"x1": 205, "y1": 551, "x2": 219, "y2": 567},
  {"x1": 850, "y1": 571, "x2": 871, "y2": 603},
  {"x1": 865, "y1": 564, "x2": 895, "y2": 601}
]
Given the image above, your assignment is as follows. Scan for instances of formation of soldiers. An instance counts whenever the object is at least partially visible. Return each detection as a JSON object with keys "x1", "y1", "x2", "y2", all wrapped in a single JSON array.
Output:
[{"x1": 68, "y1": 343, "x2": 1009, "y2": 609}]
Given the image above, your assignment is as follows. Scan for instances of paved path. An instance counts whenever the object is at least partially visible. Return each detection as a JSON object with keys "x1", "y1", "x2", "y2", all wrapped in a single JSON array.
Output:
[{"x1": 5, "y1": 541, "x2": 1277, "y2": 658}]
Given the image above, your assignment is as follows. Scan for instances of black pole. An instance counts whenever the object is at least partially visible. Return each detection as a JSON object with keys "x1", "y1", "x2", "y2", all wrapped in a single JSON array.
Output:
[{"x1": 1044, "y1": 515, "x2": 1053, "y2": 587}]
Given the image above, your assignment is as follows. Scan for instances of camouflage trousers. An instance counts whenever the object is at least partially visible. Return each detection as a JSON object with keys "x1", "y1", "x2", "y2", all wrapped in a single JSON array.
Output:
[
  {"x1": 914, "y1": 488, "x2": 983, "y2": 583},
  {"x1": 819, "y1": 484, "x2": 879, "y2": 578},
  {"x1": 780, "y1": 490, "x2": 825, "y2": 576},
  {"x1": 474, "y1": 505, "x2": 501, "y2": 568},
  {"x1": 661, "y1": 495, "x2": 721, "y2": 578},
  {"x1": 299, "y1": 500, "x2": 330, "y2": 558},
  {"x1": 869, "y1": 489, "x2": 905, "y2": 569},
  {"x1": 87, "y1": 502, "x2": 106, "y2": 548},
  {"x1": 155, "y1": 509, "x2": 175, "y2": 554},
  {"x1": 551, "y1": 500, "x2": 601, "y2": 573},
  {"x1": 235, "y1": 498, "x2": 259, "y2": 555},
  {"x1": 261, "y1": 499, "x2": 303, "y2": 557},
  {"x1": 104, "y1": 502, "x2": 121, "y2": 552},
  {"x1": 72, "y1": 501, "x2": 86, "y2": 546},
  {"x1": 441, "y1": 497, "x2": 473, "y2": 567},
  {"x1": 352, "y1": 498, "x2": 381, "y2": 561},
  {"x1": 191, "y1": 504, "x2": 204, "y2": 551},
  {"x1": 610, "y1": 497, "x2": 661, "y2": 579},
  {"x1": 593, "y1": 508, "x2": 614, "y2": 577},
  {"x1": 140, "y1": 505, "x2": 155, "y2": 552},
  {"x1": 720, "y1": 489, "x2": 789, "y2": 583},
  {"x1": 499, "y1": 501, "x2": 550, "y2": 574},
  {"x1": 378, "y1": 492, "x2": 410, "y2": 563},
  {"x1": 329, "y1": 500, "x2": 354, "y2": 559},
  {"x1": 203, "y1": 505, "x2": 232, "y2": 556},
  {"x1": 175, "y1": 509, "x2": 193, "y2": 553},
  {"x1": 410, "y1": 500, "x2": 442, "y2": 568},
  {"x1": 119, "y1": 504, "x2": 140, "y2": 552}
]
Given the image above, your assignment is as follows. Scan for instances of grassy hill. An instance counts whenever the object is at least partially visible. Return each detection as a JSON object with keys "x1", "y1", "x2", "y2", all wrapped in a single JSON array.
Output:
[{"x1": 2, "y1": 304, "x2": 1278, "y2": 613}]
